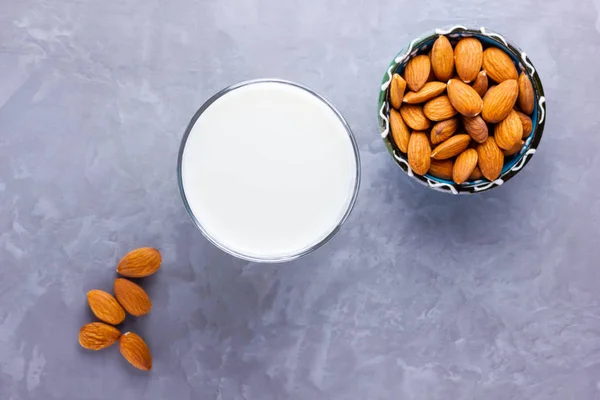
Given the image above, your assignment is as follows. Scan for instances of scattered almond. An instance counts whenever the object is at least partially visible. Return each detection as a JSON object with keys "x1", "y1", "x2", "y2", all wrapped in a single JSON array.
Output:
[
  {"x1": 114, "y1": 278, "x2": 152, "y2": 317},
  {"x1": 503, "y1": 140, "x2": 525, "y2": 157},
  {"x1": 390, "y1": 74, "x2": 407, "y2": 110},
  {"x1": 117, "y1": 247, "x2": 161, "y2": 278},
  {"x1": 516, "y1": 110, "x2": 533, "y2": 138},
  {"x1": 404, "y1": 55, "x2": 431, "y2": 92},
  {"x1": 471, "y1": 71, "x2": 488, "y2": 97},
  {"x1": 428, "y1": 159, "x2": 454, "y2": 180},
  {"x1": 453, "y1": 149, "x2": 479, "y2": 184},
  {"x1": 87, "y1": 290, "x2": 126, "y2": 325},
  {"x1": 482, "y1": 47, "x2": 518, "y2": 83},
  {"x1": 408, "y1": 132, "x2": 431, "y2": 175},
  {"x1": 431, "y1": 134, "x2": 471, "y2": 160},
  {"x1": 403, "y1": 81, "x2": 447, "y2": 104},
  {"x1": 120, "y1": 332, "x2": 152, "y2": 371},
  {"x1": 518, "y1": 72, "x2": 534, "y2": 115},
  {"x1": 400, "y1": 104, "x2": 431, "y2": 130},
  {"x1": 477, "y1": 137, "x2": 504, "y2": 181},
  {"x1": 423, "y1": 95, "x2": 457, "y2": 121},
  {"x1": 79, "y1": 322, "x2": 121, "y2": 350},
  {"x1": 447, "y1": 79, "x2": 483, "y2": 117},
  {"x1": 481, "y1": 79, "x2": 518, "y2": 123},
  {"x1": 494, "y1": 110, "x2": 523, "y2": 150},
  {"x1": 455, "y1": 38, "x2": 483, "y2": 83},
  {"x1": 431, "y1": 35, "x2": 454, "y2": 81},
  {"x1": 462, "y1": 115, "x2": 489, "y2": 143},
  {"x1": 390, "y1": 109, "x2": 410, "y2": 153},
  {"x1": 430, "y1": 117, "x2": 459, "y2": 145}
]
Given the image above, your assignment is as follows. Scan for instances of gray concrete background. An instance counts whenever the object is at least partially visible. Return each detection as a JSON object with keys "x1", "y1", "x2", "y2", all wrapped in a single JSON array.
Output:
[{"x1": 1, "y1": 0, "x2": 600, "y2": 399}]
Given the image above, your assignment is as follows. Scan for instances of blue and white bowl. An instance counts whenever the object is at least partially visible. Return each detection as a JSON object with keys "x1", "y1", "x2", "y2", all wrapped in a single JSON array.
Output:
[{"x1": 377, "y1": 26, "x2": 547, "y2": 194}]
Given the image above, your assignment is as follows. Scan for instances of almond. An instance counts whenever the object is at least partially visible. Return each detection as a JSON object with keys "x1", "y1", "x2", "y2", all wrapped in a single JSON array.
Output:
[
  {"x1": 430, "y1": 117, "x2": 459, "y2": 145},
  {"x1": 482, "y1": 47, "x2": 518, "y2": 83},
  {"x1": 79, "y1": 322, "x2": 121, "y2": 350},
  {"x1": 389, "y1": 73, "x2": 407, "y2": 110},
  {"x1": 469, "y1": 166, "x2": 483, "y2": 180},
  {"x1": 494, "y1": 110, "x2": 523, "y2": 150},
  {"x1": 403, "y1": 81, "x2": 447, "y2": 104},
  {"x1": 454, "y1": 38, "x2": 483, "y2": 83},
  {"x1": 120, "y1": 332, "x2": 152, "y2": 371},
  {"x1": 481, "y1": 79, "x2": 518, "y2": 123},
  {"x1": 428, "y1": 159, "x2": 454, "y2": 180},
  {"x1": 390, "y1": 109, "x2": 410, "y2": 153},
  {"x1": 407, "y1": 132, "x2": 431, "y2": 175},
  {"x1": 518, "y1": 72, "x2": 534, "y2": 115},
  {"x1": 117, "y1": 247, "x2": 161, "y2": 278},
  {"x1": 404, "y1": 55, "x2": 431, "y2": 92},
  {"x1": 423, "y1": 95, "x2": 457, "y2": 121},
  {"x1": 399, "y1": 104, "x2": 431, "y2": 130},
  {"x1": 453, "y1": 149, "x2": 479, "y2": 184},
  {"x1": 87, "y1": 290, "x2": 126, "y2": 325},
  {"x1": 471, "y1": 70, "x2": 488, "y2": 97},
  {"x1": 114, "y1": 278, "x2": 152, "y2": 317},
  {"x1": 462, "y1": 115, "x2": 488, "y2": 143},
  {"x1": 431, "y1": 134, "x2": 471, "y2": 160},
  {"x1": 516, "y1": 110, "x2": 533, "y2": 138},
  {"x1": 431, "y1": 35, "x2": 454, "y2": 81},
  {"x1": 502, "y1": 140, "x2": 524, "y2": 157},
  {"x1": 447, "y1": 79, "x2": 483, "y2": 117},
  {"x1": 477, "y1": 137, "x2": 504, "y2": 181}
]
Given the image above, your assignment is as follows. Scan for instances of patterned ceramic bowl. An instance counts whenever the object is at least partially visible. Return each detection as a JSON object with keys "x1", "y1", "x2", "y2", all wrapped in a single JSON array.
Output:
[{"x1": 377, "y1": 26, "x2": 546, "y2": 194}]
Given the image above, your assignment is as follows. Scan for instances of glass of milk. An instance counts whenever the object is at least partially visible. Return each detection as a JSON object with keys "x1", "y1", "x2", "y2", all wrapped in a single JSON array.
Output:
[{"x1": 177, "y1": 79, "x2": 360, "y2": 262}]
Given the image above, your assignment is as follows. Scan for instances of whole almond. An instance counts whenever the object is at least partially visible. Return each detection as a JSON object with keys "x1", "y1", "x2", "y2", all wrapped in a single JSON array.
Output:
[
  {"x1": 430, "y1": 117, "x2": 459, "y2": 145},
  {"x1": 494, "y1": 110, "x2": 523, "y2": 150},
  {"x1": 518, "y1": 72, "x2": 534, "y2": 115},
  {"x1": 462, "y1": 115, "x2": 489, "y2": 143},
  {"x1": 428, "y1": 159, "x2": 454, "y2": 180},
  {"x1": 390, "y1": 109, "x2": 410, "y2": 153},
  {"x1": 482, "y1": 47, "x2": 518, "y2": 83},
  {"x1": 471, "y1": 71, "x2": 488, "y2": 97},
  {"x1": 502, "y1": 140, "x2": 524, "y2": 157},
  {"x1": 117, "y1": 247, "x2": 161, "y2": 278},
  {"x1": 79, "y1": 322, "x2": 121, "y2": 350},
  {"x1": 481, "y1": 79, "x2": 518, "y2": 123},
  {"x1": 469, "y1": 166, "x2": 483, "y2": 180},
  {"x1": 404, "y1": 55, "x2": 431, "y2": 92},
  {"x1": 477, "y1": 137, "x2": 504, "y2": 181},
  {"x1": 431, "y1": 35, "x2": 454, "y2": 81},
  {"x1": 87, "y1": 290, "x2": 126, "y2": 325},
  {"x1": 389, "y1": 73, "x2": 407, "y2": 110},
  {"x1": 454, "y1": 38, "x2": 483, "y2": 83},
  {"x1": 423, "y1": 95, "x2": 457, "y2": 121},
  {"x1": 453, "y1": 149, "x2": 479, "y2": 184},
  {"x1": 120, "y1": 332, "x2": 152, "y2": 371},
  {"x1": 516, "y1": 110, "x2": 533, "y2": 138},
  {"x1": 403, "y1": 81, "x2": 447, "y2": 104},
  {"x1": 431, "y1": 134, "x2": 471, "y2": 160},
  {"x1": 407, "y1": 132, "x2": 431, "y2": 175},
  {"x1": 447, "y1": 79, "x2": 483, "y2": 117},
  {"x1": 114, "y1": 278, "x2": 152, "y2": 317},
  {"x1": 399, "y1": 104, "x2": 431, "y2": 130}
]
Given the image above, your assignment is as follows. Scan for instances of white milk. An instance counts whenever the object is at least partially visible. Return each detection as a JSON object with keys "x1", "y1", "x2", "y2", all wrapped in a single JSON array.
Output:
[{"x1": 181, "y1": 81, "x2": 358, "y2": 260}]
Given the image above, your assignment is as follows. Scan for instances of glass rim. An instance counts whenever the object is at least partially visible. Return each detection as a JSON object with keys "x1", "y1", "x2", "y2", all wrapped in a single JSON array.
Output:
[{"x1": 177, "y1": 78, "x2": 361, "y2": 263}]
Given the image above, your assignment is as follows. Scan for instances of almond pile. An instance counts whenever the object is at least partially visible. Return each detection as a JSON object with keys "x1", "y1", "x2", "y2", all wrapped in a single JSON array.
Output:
[
  {"x1": 78, "y1": 247, "x2": 161, "y2": 371},
  {"x1": 389, "y1": 35, "x2": 535, "y2": 184}
]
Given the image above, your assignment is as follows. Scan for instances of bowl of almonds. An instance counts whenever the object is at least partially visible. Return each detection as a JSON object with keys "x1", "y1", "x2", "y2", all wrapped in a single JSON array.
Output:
[{"x1": 378, "y1": 26, "x2": 546, "y2": 194}]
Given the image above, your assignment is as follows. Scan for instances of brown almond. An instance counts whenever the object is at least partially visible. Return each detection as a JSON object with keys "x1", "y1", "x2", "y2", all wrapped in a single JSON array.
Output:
[
  {"x1": 399, "y1": 104, "x2": 431, "y2": 130},
  {"x1": 494, "y1": 110, "x2": 523, "y2": 150},
  {"x1": 407, "y1": 132, "x2": 431, "y2": 175},
  {"x1": 453, "y1": 149, "x2": 479, "y2": 184},
  {"x1": 404, "y1": 55, "x2": 431, "y2": 92},
  {"x1": 389, "y1": 109, "x2": 410, "y2": 153},
  {"x1": 389, "y1": 73, "x2": 407, "y2": 110},
  {"x1": 471, "y1": 71, "x2": 488, "y2": 97},
  {"x1": 117, "y1": 247, "x2": 161, "y2": 278},
  {"x1": 502, "y1": 140, "x2": 524, "y2": 157},
  {"x1": 430, "y1": 117, "x2": 459, "y2": 145},
  {"x1": 481, "y1": 79, "x2": 518, "y2": 123},
  {"x1": 431, "y1": 134, "x2": 471, "y2": 160},
  {"x1": 469, "y1": 166, "x2": 483, "y2": 180},
  {"x1": 518, "y1": 72, "x2": 535, "y2": 115},
  {"x1": 423, "y1": 95, "x2": 457, "y2": 121},
  {"x1": 482, "y1": 47, "x2": 518, "y2": 83},
  {"x1": 428, "y1": 159, "x2": 454, "y2": 180},
  {"x1": 516, "y1": 110, "x2": 533, "y2": 138},
  {"x1": 447, "y1": 79, "x2": 483, "y2": 117},
  {"x1": 403, "y1": 81, "x2": 447, "y2": 104},
  {"x1": 454, "y1": 38, "x2": 483, "y2": 83},
  {"x1": 114, "y1": 278, "x2": 152, "y2": 317},
  {"x1": 477, "y1": 137, "x2": 504, "y2": 181},
  {"x1": 120, "y1": 332, "x2": 152, "y2": 371},
  {"x1": 431, "y1": 35, "x2": 454, "y2": 81},
  {"x1": 79, "y1": 322, "x2": 121, "y2": 351},
  {"x1": 87, "y1": 290, "x2": 126, "y2": 325},
  {"x1": 462, "y1": 115, "x2": 489, "y2": 143}
]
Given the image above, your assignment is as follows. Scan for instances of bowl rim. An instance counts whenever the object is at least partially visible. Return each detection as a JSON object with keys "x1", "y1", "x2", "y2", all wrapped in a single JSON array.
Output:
[
  {"x1": 377, "y1": 25, "x2": 547, "y2": 194},
  {"x1": 177, "y1": 78, "x2": 362, "y2": 263}
]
